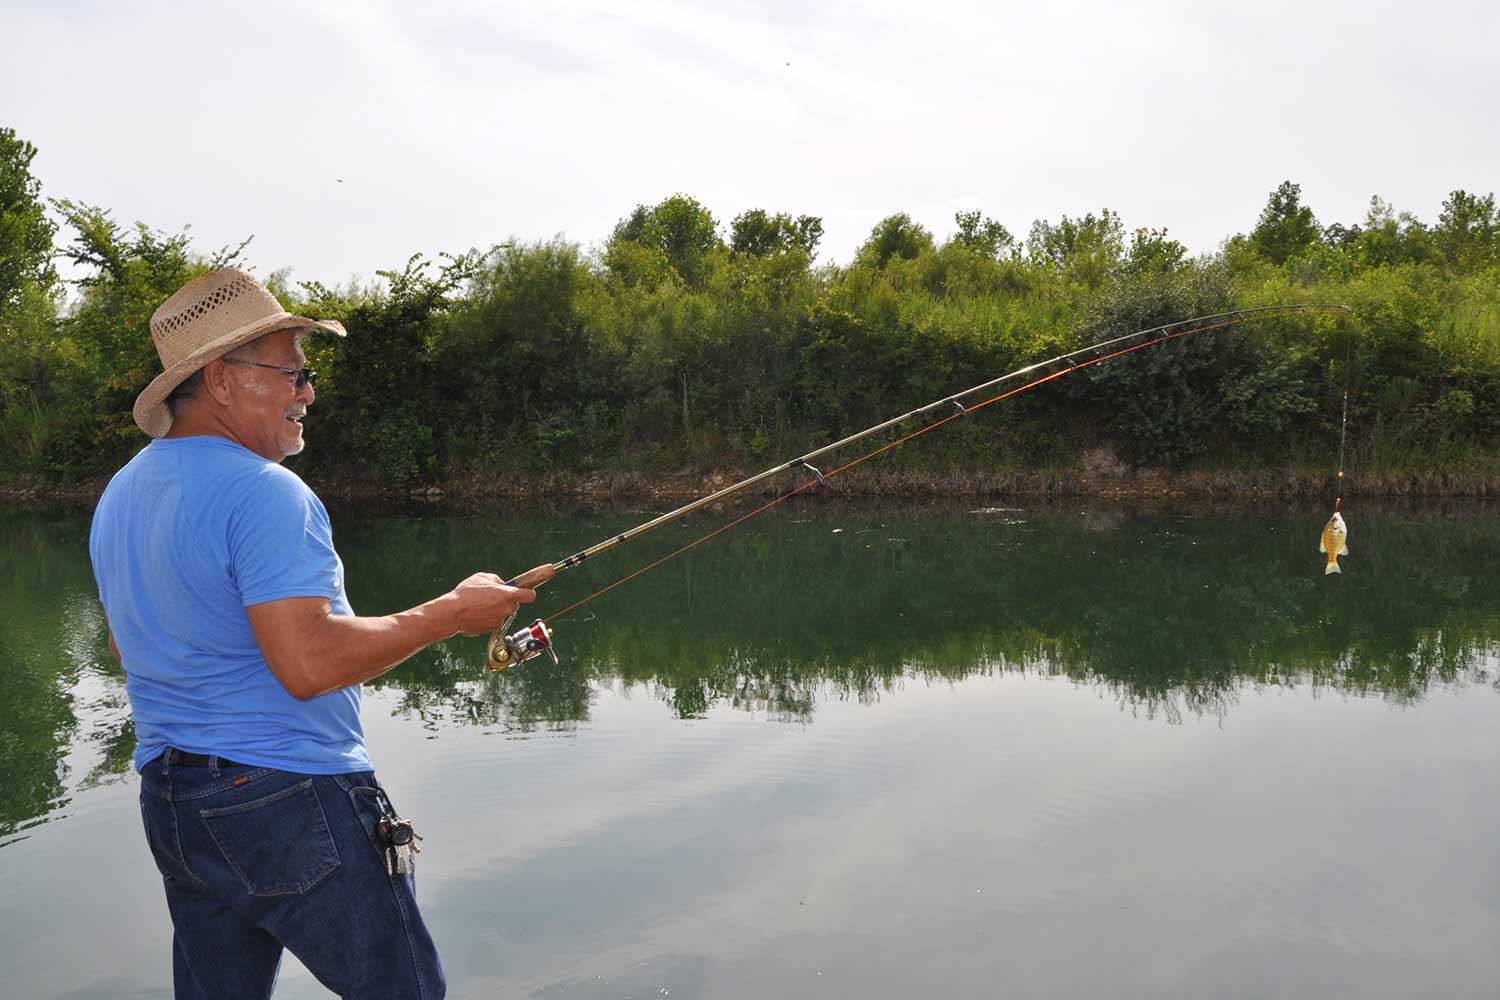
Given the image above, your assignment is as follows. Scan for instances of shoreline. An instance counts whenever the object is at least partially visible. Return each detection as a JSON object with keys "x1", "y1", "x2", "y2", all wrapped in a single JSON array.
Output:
[{"x1": 6, "y1": 464, "x2": 1500, "y2": 511}]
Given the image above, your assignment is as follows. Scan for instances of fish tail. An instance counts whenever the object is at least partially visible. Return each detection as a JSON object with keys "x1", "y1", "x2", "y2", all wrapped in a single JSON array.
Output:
[{"x1": 1325, "y1": 560, "x2": 1341, "y2": 575}]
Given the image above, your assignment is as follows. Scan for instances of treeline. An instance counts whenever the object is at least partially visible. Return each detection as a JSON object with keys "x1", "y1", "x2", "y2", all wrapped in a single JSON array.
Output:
[{"x1": 3, "y1": 124, "x2": 1499, "y2": 486}]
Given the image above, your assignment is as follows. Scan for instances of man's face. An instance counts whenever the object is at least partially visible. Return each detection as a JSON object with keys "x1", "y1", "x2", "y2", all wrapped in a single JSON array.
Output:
[{"x1": 221, "y1": 330, "x2": 315, "y2": 462}]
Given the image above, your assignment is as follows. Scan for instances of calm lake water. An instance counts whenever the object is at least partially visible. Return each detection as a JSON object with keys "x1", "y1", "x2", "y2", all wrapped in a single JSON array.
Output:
[{"x1": 2, "y1": 497, "x2": 1498, "y2": 998}]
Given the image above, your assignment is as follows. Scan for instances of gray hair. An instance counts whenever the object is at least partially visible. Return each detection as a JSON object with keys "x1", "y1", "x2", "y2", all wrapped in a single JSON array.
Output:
[
  {"x1": 164, "y1": 340, "x2": 270, "y2": 417},
  {"x1": 165, "y1": 370, "x2": 204, "y2": 417}
]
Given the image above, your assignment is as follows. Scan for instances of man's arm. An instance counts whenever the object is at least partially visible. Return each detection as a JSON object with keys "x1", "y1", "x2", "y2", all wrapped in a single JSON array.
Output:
[{"x1": 247, "y1": 567, "x2": 553, "y2": 701}]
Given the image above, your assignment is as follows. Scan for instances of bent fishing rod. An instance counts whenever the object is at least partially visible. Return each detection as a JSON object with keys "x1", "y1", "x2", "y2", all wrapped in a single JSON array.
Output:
[{"x1": 486, "y1": 303, "x2": 1353, "y2": 670}]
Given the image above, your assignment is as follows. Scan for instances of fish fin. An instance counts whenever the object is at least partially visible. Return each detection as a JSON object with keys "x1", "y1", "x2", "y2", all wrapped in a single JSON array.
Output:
[
  {"x1": 1338, "y1": 544, "x2": 1349, "y2": 556},
  {"x1": 1325, "y1": 561, "x2": 1341, "y2": 575},
  {"x1": 1319, "y1": 539, "x2": 1327, "y2": 553}
]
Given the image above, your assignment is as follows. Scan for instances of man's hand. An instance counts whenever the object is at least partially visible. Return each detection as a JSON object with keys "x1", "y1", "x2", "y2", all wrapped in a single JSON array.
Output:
[{"x1": 443, "y1": 570, "x2": 546, "y2": 636}]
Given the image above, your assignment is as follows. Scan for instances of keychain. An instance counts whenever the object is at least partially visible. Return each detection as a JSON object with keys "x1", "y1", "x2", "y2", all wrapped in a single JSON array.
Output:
[{"x1": 375, "y1": 790, "x2": 423, "y2": 876}]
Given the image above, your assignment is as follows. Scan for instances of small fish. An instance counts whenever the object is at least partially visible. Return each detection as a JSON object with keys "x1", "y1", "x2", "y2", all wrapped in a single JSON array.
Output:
[{"x1": 1319, "y1": 511, "x2": 1349, "y2": 575}]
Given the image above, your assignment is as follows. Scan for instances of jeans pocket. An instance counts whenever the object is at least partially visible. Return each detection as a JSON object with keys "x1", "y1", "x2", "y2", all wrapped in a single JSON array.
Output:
[
  {"x1": 200, "y1": 779, "x2": 341, "y2": 896},
  {"x1": 140, "y1": 795, "x2": 189, "y2": 883}
]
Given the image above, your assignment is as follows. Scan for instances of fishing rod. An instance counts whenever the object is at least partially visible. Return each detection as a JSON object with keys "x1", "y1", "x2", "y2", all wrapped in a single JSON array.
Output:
[{"x1": 486, "y1": 303, "x2": 1354, "y2": 669}]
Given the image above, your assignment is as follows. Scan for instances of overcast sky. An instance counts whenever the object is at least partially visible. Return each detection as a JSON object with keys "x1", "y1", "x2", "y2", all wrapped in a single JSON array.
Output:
[{"x1": 4, "y1": 0, "x2": 1497, "y2": 286}]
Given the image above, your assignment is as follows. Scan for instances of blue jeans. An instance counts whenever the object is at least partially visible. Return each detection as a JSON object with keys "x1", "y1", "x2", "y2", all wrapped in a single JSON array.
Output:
[{"x1": 139, "y1": 756, "x2": 445, "y2": 999}]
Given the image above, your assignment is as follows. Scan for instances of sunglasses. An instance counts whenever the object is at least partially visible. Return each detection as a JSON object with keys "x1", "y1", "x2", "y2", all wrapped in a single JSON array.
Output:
[{"x1": 223, "y1": 358, "x2": 318, "y2": 390}]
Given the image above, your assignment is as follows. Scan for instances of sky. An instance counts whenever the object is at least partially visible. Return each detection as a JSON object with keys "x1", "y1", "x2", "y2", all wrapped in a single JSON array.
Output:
[{"x1": 3, "y1": 0, "x2": 1497, "y2": 286}]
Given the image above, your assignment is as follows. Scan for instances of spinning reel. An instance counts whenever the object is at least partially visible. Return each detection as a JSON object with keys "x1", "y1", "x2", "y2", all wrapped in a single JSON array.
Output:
[
  {"x1": 485, "y1": 613, "x2": 558, "y2": 671},
  {"x1": 483, "y1": 564, "x2": 561, "y2": 672}
]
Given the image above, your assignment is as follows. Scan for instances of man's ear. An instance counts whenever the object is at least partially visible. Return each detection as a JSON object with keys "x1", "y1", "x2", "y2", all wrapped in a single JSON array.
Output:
[{"x1": 201, "y1": 359, "x2": 236, "y2": 406}]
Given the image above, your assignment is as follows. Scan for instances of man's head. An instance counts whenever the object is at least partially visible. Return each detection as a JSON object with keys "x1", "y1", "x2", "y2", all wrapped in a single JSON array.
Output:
[
  {"x1": 134, "y1": 268, "x2": 344, "y2": 448},
  {"x1": 166, "y1": 329, "x2": 316, "y2": 461}
]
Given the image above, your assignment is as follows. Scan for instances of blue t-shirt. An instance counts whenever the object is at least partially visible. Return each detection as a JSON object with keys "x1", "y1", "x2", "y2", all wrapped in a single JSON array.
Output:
[{"x1": 90, "y1": 436, "x2": 370, "y2": 774}]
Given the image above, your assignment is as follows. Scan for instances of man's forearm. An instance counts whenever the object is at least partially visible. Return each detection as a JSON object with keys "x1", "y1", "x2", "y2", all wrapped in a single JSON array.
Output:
[
  {"x1": 248, "y1": 571, "x2": 544, "y2": 701},
  {"x1": 250, "y1": 594, "x2": 465, "y2": 700}
]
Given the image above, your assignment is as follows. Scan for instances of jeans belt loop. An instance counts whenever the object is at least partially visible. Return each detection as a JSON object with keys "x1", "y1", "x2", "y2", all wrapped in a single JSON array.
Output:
[{"x1": 209, "y1": 754, "x2": 221, "y2": 778}]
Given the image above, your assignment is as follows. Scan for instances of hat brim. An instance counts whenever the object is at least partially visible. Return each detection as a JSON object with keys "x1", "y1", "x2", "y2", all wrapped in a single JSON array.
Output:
[{"x1": 133, "y1": 311, "x2": 346, "y2": 438}]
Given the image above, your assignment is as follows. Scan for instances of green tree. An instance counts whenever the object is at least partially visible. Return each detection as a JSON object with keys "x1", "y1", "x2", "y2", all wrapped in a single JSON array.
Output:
[
  {"x1": 1249, "y1": 180, "x2": 1321, "y2": 264},
  {"x1": 1070, "y1": 261, "x2": 1260, "y2": 465},
  {"x1": 950, "y1": 210, "x2": 1015, "y2": 259},
  {"x1": 437, "y1": 239, "x2": 612, "y2": 466},
  {"x1": 605, "y1": 194, "x2": 724, "y2": 288},
  {"x1": 857, "y1": 213, "x2": 934, "y2": 267},
  {"x1": 49, "y1": 201, "x2": 207, "y2": 460},
  {"x1": 1433, "y1": 189, "x2": 1497, "y2": 271},
  {"x1": 1323, "y1": 222, "x2": 1361, "y2": 252},
  {"x1": 0, "y1": 281, "x2": 71, "y2": 472},
  {"x1": 0, "y1": 127, "x2": 57, "y2": 315},
  {"x1": 1124, "y1": 227, "x2": 1188, "y2": 275},
  {"x1": 301, "y1": 251, "x2": 483, "y2": 481},
  {"x1": 1027, "y1": 209, "x2": 1124, "y2": 286},
  {"x1": 0, "y1": 129, "x2": 67, "y2": 472},
  {"x1": 729, "y1": 209, "x2": 823, "y2": 258},
  {"x1": 1352, "y1": 196, "x2": 1431, "y2": 268}
]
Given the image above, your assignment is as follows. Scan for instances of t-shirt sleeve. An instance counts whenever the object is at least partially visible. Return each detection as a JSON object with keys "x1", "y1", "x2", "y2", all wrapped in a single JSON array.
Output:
[{"x1": 229, "y1": 468, "x2": 344, "y2": 607}]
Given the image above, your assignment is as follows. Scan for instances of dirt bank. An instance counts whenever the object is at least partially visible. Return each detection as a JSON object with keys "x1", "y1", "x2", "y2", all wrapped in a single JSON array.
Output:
[{"x1": 10, "y1": 461, "x2": 1500, "y2": 511}]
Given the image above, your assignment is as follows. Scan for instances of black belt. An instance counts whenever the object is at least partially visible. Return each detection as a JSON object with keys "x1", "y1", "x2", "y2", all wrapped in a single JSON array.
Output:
[{"x1": 159, "y1": 748, "x2": 250, "y2": 769}]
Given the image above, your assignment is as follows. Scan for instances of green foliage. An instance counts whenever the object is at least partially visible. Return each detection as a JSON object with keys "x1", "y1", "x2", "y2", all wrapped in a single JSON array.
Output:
[
  {"x1": 730, "y1": 209, "x2": 823, "y2": 258},
  {"x1": 0, "y1": 201, "x2": 214, "y2": 473},
  {"x1": 1346, "y1": 196, "x2": 1433, "y2": 269},
  {"x1": 1027, "y1": 209, "x2": 1124, "y2": 287},
  {"x1": 300, "y1": 251, "x2": 482, "y2": 482},
  {"x1": 0, "y1": 282, "x2": 71, "y2": 470},
  {"x1": 1250, "y1": 180, "x2": 1322, "y2": 265},
  {"x1": 0, "y1": 127, "x2": 57, "y2": 315},
  {"x1": 857, "y1": 213, "x2": 934, "y2": 268},
  {"x1": 1124, "y1": 227, "x2": 1188, "y2": 276},
  {"x1": 950, "y1": 210, "x2": 1015, "y2": 259},
  {"x1": 435, "y1": 237, "x2": 633, "y2": 470},
  {"x1": 4, "y1": 174, "x2": 1500, "y2": 484},
  {"x1": 606, "y1": 194, "x2": 724, "y2": 288},
  {"x1": 1434, "y1": 189, "x2": 1498, "y2": 271},
  {"x1": 0, "y1": 129, "x2": 69, "y2": 473},
  {"x1": 1071, "y1": 264, "x2": 1245, "y2": 464},
  {"x1": 366, "y1": 406, "x2": 437, "y2": 482}
]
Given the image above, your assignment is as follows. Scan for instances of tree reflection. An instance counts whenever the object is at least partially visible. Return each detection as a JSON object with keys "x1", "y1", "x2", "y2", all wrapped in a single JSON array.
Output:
[
  {"x1": 0, "y1": 512, "x2": 115, "y2": 844},
  {"x1": 4, "y1": 499, "x2": 1497, "y2": 841},
  {"x1": 340, "y1": 499, "x2": 1500, "y2": 726}
]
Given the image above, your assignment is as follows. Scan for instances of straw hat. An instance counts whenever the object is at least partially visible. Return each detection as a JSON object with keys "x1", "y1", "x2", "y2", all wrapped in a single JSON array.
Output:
[{"x1": 133, "y1": 268, "x2": 346, "y2": 437}]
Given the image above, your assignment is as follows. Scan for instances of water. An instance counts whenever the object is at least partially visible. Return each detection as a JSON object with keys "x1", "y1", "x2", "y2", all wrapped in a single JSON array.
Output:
[{"x1": 2, "y1": 498, "x2": 1498, "y2": 998}]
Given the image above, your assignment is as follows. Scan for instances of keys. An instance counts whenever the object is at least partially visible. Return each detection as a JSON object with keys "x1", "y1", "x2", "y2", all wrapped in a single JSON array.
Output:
[{"x1": 377, "y1": 809, "x2": 423, "y2": 877}]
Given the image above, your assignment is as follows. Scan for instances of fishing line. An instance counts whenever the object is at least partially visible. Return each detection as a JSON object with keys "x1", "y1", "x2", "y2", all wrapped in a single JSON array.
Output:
[
  {"x1": 1333, "y1": 319, "x2": 1354, "y2": 510},
  {"x1": 539, "y1": 305, "x2": 1351, "y2": 627}
]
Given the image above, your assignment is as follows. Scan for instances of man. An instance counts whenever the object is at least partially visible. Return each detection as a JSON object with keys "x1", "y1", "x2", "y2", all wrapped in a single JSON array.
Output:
[{"x1": 90, "y1": 267, "x2": 551, "y2": 999}]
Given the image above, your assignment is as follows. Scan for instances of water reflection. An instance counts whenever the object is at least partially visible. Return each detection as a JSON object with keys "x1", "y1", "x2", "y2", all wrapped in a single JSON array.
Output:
[
  {"x1": 0, "y1": 512, "x2": 126, "y2": 845},
  {"x1": 2, "y1": 499, "x2": 1497, "y2": 843},
  {"x1": 338, "y1": 500, "x2": 1499, "y2": 726}
]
